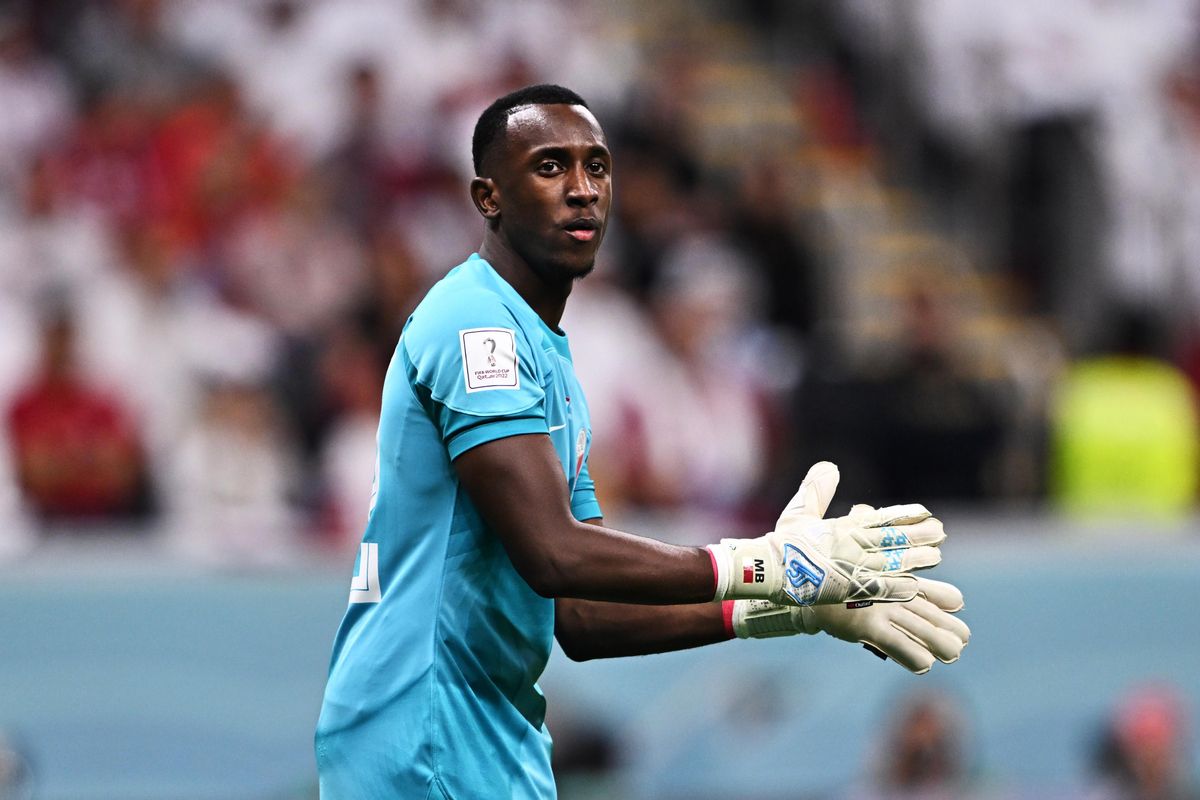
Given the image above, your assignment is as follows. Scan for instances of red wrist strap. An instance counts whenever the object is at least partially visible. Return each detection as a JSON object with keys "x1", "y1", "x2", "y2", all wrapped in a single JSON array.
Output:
[{"x1": 721, "y1": 600, "x2": 736, "y2": 639}]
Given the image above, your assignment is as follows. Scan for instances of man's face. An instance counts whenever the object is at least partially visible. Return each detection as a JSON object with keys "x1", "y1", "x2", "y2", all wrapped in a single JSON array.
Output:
[{"x1": 486, "y1": 103, "x2": 612, "y2": 283}]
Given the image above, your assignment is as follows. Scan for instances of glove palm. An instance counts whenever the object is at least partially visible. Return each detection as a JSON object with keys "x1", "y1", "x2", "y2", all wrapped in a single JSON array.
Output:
[{"x1": 733, "y1": 577, "x2": 971, "y2": 674}]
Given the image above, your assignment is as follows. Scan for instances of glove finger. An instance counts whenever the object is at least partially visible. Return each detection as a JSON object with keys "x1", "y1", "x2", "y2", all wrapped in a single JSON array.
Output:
[
  {"x1": 906, "y1": 594, "x2": 971, "y2": 646},
  {"x1": 889, "y1": 600, "x2": 968, "y2": 663},
  {"x1": 854, "y1": 503, "x2": 931, "y2": 527},
  {"x1": 861, "y1": 621, "x2": 935, "y2": 674},
  {"x1": 848, "y1": 503, "x2": 877, "y2": 520},
  {"x1": 860, "y1": 545, "x2": 942, "y2": 573},
  {"x1": 856, "y1": 518, "x2": 946, "y2": 551},
  {"x1": 778, "y1": 462, "x2": 840, "y2": 523},
  {"x1": 915, "y1": 577, "x2": 964, "y2": 612},
  {"x1": 849, "y1": 572, "x2": 919, "y2": 603}
]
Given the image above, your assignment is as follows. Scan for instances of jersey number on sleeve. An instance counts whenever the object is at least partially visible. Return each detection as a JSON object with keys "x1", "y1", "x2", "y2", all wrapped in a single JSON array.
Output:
[{"x1": 349, "y1": 542, "x2": 381, "y2": 604}]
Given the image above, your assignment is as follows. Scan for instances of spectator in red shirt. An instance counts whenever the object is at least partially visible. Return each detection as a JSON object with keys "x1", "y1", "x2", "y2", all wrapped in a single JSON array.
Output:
[{"x1": 6, "y1": 302, "x2": 149, "y2": 522}]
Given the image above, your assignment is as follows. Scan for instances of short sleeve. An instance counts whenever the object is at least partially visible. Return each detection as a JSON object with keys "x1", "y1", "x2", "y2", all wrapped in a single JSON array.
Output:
[{"x1": 402, "y1": 288, "x2": 548, "y2": 459}]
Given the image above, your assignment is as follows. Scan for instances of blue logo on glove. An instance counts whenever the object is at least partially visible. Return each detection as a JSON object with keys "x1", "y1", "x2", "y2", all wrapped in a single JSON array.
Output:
[
  {"x1": 782, "y1": 543, "x2": 826, "y2": 606},
  {"x1": 878, "y1": 527, "x2": 909, "y2": 548}
]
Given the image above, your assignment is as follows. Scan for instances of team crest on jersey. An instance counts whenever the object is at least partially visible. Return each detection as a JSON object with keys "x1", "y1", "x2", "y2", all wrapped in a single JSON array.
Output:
[
  {"x1": 460, "y1": 328, "x2": 519, "y2": 392},
  {"x1": 574, "y1": 428, "x2": 587, "y2": 478}
]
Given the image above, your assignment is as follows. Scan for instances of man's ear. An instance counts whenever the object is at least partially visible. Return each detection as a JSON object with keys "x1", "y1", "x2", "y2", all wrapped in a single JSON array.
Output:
[{"x1": 470, "y1": 177, "x2": 500, "y2": 222}]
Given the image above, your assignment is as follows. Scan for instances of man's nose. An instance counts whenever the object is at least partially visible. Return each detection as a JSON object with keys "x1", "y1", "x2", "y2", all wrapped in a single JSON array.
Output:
[{"x1": 565, "y1": 165, "x2": 599, "y2": 206}]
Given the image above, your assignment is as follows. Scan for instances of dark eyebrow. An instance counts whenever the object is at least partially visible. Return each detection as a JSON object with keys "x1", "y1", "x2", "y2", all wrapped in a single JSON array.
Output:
[{"x1": 527, "y1": 143, "x2": 611, "y2": 164}]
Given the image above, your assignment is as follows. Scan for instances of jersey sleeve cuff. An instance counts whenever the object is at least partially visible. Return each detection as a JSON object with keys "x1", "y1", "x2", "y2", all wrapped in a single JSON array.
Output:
[
  {"x1": 447, "y1": 416, "x2": 548, "y2": 461},
  {"x1": 570, "y1": 496, "x2": 603, "y2": 523}
]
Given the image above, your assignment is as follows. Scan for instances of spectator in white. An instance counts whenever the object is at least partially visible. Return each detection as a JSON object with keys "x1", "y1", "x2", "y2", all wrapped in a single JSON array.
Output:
[
  {"x1": 167, "y1": 372, "x2": 302, "y2": 566},
  {"x1": 165, "y1": 0, "x2": 406, "y2": 163},
  {"x1": 0, "y1": 435, "x2": 33, "y2": 562},
  {"x1": 0, "y1": 296, "x2": 35, "y2": 561},
  {"x1": 168, "y1": 0, "x2": 637, "y2": 171},
  {"x1": 1165, "y1": 66, "x2": 1200, "y2": 322},
  {"x1": 76, "y1": 221, "x2": 282, "y2": 480},
  {"x1": 1093, "y1": 38, "x2": 1198, "y2": 323},
  {"x1": 645, "y1": 235, "x2": 771, "y2": 513},
  {"x1": 219, "y1": 173, "x2": 365, "y2": 337},
  {"x1": 0, "y1": 10, "x2": 73, "y2": 201},
  {"x1": 837, "y1": 0, "x2": 1199, "y2": 342},
  {"x1": 0, "y1": 154, "x2": 117, "y2": 308}
]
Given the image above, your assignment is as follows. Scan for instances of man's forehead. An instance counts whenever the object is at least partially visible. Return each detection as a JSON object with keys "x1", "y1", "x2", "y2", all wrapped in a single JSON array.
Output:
[{"x1": 504, "y1": 103, "x2": 607, "y2": 150}]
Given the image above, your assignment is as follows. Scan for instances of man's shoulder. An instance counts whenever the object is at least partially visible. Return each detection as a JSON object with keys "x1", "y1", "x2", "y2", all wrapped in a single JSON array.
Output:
[
  {"x1": 417, "y1": 259, "x2": 500, "y2": 314},
  {"x1": 406, "y1": 258, "x2": 534, "y2": 351}
]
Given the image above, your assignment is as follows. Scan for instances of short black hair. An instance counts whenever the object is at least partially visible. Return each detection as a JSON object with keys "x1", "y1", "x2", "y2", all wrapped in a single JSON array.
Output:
[{"x1": 472, "y1": 84, "x2": 589, "y2": 175}]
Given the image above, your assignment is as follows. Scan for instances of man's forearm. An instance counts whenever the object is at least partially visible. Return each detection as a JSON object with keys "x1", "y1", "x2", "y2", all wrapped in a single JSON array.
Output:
[
  {"x1": 533, "y1": 520, "x2": 716, "y2": 604},
  {"x1": 455, "y1": 435, "x2": 717, "y2": 605},
  {"x1": 554, "y1": 597, "x2": 731, "y2": 661}
]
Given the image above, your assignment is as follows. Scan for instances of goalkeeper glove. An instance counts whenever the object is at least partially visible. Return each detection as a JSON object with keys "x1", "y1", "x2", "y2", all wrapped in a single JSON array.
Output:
[
  {"x1": 707, "y1": 462, "x2": 946, "y2": 606},
  {"x1": 731, "y1": 577, "x2": 971, "y2": 674}
]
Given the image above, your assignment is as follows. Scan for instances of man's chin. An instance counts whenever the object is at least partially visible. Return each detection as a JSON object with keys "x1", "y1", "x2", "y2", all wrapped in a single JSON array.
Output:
[
  {"x1": 536, "y1": 254, "x2": 595, "y2": 285},
  {"x1": 569, "y1": 260, "x2": 595, "y2": 281}
]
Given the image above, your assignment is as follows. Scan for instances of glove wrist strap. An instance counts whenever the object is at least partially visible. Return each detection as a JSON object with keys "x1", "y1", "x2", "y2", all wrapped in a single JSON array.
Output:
[
  {"x1": 705, "y1": 543, "x2": 731, "y2": 601},
  {"x1": 706, "y1": 539, "x2": 778, "y2": 601}
]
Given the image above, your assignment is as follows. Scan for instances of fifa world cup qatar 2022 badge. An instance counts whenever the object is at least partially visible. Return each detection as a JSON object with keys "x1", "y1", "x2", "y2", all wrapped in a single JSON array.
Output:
[{"x1": 460, "y1": 328, "x2": 519, "y2": 392}]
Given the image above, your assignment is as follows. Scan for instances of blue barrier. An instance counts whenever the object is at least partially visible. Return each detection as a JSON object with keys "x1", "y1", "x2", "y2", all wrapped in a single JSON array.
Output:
[{"x1": 0, "y1": 517, "x2": 1197, "y2": 798}]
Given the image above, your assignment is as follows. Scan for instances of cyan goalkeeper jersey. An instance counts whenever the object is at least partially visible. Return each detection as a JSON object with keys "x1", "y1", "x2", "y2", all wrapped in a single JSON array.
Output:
[{"x1": 315, "y1": 253, "x2": 600, "y2": 800}]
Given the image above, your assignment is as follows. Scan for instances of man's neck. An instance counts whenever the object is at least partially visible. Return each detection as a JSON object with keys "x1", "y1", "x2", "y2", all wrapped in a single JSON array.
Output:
[{"x1": 478, "y1": 235, "x2": 572, "y2": 330}]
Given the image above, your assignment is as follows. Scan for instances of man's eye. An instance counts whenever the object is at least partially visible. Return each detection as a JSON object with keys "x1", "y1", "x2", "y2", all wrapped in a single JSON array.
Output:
[
  {"x1": 538, "y1": 161, "x2": 562, "y2": 174},
  {"x1": 587, "y1": 161, "x2": 608, "y2": 175}
]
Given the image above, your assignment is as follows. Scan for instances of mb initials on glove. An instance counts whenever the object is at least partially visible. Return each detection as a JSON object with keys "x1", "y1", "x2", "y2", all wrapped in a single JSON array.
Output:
[{"x1": 706, "y1": 462, "x2": 946, "y2": 606}]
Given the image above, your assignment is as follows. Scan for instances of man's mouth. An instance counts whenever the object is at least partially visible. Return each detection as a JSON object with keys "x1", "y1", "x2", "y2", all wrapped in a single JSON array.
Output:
[{"x1": 563, "y1": 218, "x2": 600, "y2": 242}]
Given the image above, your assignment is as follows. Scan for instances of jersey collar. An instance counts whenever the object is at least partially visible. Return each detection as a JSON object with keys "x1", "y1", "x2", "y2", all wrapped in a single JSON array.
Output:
[{"x1": 469, "y1": 253, "x2": 573, "y2": 360}]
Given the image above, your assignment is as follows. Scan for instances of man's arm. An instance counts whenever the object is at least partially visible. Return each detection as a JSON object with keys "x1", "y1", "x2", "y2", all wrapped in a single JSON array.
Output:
[
  {"x1": 553, "y1": 517, "x2": 731, "y2": 661},
  {"x1": 456, "y1": 434, "x2": 944, "y2": 610},
  {"x1": 554, "y1": 597, "x2": 730, "y2": 661},
  {"x1": 454, "y1": 432, "x2": 715, "y2": 604},
  {"x1": 459, "y1": 438, "x2": 970, "y2": 670}
]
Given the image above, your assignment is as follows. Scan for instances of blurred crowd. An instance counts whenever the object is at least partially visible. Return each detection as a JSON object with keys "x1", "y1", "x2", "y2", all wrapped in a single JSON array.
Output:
[
  {"x1": 1, "y1": 0, "x2": 1199, "y2": 565},
  {"x1": 828, "y1": 0, "x2": 1200, "y2": 510},
  {"x1": 0, "y1": 0, "x2": 641, "y2": 560},
  {"x1": 847, "y1": 683, "x2": 1200, "y2": 800},
  {"x1": 547, "y1": 680, "x2": 1199, "y2": 800}
]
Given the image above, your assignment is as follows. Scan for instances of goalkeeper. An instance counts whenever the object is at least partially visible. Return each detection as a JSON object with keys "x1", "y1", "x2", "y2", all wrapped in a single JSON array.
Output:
[{"x1": 315, "y1": 84, "x2": 969, "y2": 800}]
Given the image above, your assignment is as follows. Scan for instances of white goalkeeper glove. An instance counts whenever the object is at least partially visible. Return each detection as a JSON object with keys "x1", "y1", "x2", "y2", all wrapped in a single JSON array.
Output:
[
  {"x1": 731, "y1": 577, "x2": 971, "y2": 674},
  {"x1": 707, "y1": 462, "x2": 946, "y2": 606}
]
